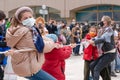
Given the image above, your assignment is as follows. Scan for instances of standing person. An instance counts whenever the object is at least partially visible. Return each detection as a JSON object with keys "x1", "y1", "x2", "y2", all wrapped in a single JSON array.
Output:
[
  {"x1": 42, "y1": 34, "x2": 76, "y2": 80},
  {"x1": 0, "y1": 10, "x2": 6, "y2": 80},
  {"x1": 115, "y1": 30, "x2": 120, "y2": 73},
  {"x1": 57, "y1": 21, "x2": 67, "y2": 45},
  {"x1": 71, "y1": 23, "x2": 82, "y2": 56},
  {"x1": 89, "y1": 16, "x2": 116, "y2": 80},
  {"x1": 82, "y1": 26, "x2": 98, "y2": 80},
  {"x1": 69, "y1": 19, "x2": 76, "y2": 31},
  {"x1": 82, "y1": 21, "x2": 90, "y2": 38},
  {"x1": 60, "y1": 23, "x2": 69, "y2": 45},
  {"x1": 0, "y1": 10, "x2": 6, "y2": 37},
  {"x1": 5, "y1": 6, "x2": 57, "y2": 80},
  {"x1": 46, "y1": 19, "x2": 57, "y2": 34},
  {"x1": 110, "y1": 21, "x2": 118, "y2": 77},
  {"x1": 35, "y1": 17, "x2": 48, "y2": 35},
  {"x1": 0, "y1": 10, "x2": 11, "y2": 80}
]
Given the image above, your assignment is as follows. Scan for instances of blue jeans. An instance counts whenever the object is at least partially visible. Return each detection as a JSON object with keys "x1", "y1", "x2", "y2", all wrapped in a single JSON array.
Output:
[
  {"x1": 26, "y1": 69, "x2": 56, "y2": 80},
  {"x1": 73, "y1": 42, "x2": 80, "y2": 55},
  {"x1": 115, "y1": 53, "x2": 120, "y2": 70}
]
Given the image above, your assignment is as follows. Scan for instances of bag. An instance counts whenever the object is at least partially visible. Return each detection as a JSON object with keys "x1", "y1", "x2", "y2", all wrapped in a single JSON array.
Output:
[
  {"x1": 4, "y1": 56, "x2": 28, "y2": 80},
  {"x1": 4, "y1": 56, "x2": 17, "y2": 80}
]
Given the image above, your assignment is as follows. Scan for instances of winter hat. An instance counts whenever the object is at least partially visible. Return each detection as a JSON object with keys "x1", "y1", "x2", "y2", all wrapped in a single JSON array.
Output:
[
  {"x1": 46, "y1": 34, "x2": 58, "y2": 42},
  {"x1": 15, "y1": 6, "x2": 33, "y2": 21}
]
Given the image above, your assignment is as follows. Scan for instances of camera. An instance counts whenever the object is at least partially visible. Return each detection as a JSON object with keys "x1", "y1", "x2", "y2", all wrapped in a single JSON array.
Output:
[{"x1": 98, "y1": 21, "x2": 104, "y2": 27}]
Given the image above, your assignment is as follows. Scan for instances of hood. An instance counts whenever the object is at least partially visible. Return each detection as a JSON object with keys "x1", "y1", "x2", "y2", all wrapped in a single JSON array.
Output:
[
  {"x1": 85, "y1": 33, "x2": 91, "y2": 40},
  {"x1": 6, "y1": 25, "x2": 29, "y2": 48}
]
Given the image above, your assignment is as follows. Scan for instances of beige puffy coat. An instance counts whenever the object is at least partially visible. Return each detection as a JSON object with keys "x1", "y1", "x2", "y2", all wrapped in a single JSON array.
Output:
[{"x1": 6, "y1": 25, "x2": 55, "y2": 77}]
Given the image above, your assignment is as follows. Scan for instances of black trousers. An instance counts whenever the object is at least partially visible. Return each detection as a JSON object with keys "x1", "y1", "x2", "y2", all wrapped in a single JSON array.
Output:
[
  {"x1": 90, "y1": 53, "x2": 116, "y2": 80},
  {"x1": 84, "y1": 60, "x2": 111, "y2": 80},
  {"x1": 0, "y1": 66, "x2": 4, "y2": 80}
]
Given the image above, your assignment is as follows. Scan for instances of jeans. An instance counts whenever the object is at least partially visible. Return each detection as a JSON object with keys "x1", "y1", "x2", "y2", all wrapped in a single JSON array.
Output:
[
  {"x1": 100, "y1": 67, "x2": 111, "y2": 80},
  {"x1": 111, "y1": 60, "x2": 116, "y2": 72},
  {"x1": 115, "y1": 52, "x2": 120, "y2": 70},
  {"x1": 73, "y1": 42, "x2": 80, "y2": 55},
  {"x1": 26, "y1": 69, "x2": 56, "y2": 80},
  {"x1": 90, "y1": 53, "x2": 116, "y2": 80}
]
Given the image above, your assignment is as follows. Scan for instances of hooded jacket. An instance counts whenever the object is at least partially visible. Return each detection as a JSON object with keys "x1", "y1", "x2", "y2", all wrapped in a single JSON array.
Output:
[
  {"x1": 83, "y1": 34, "x2": 99, "y2": 61},
  {"x1": 42, "y1": 46, "x2": 72, "y2": 80},
  {"x1": 6, "y1": 25, "x2": 55, "y2": 77}
]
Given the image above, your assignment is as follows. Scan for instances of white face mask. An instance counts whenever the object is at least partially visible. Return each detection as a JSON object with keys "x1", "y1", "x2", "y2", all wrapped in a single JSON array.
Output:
[{"x1": 22, "y1": 18, "x2": 35, "y2": 27}]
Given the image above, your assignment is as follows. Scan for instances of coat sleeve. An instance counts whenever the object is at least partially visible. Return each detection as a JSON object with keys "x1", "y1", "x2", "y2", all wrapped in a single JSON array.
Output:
[
  {"x1": 94, "y1": 30, "x2": 113, "y2": 45},
  {"x1": 58, "y1": 46, "x2": 72, "y2": 60},
  {"x1": 42, "y1": 36, "x2": 55, "y2": 53}
]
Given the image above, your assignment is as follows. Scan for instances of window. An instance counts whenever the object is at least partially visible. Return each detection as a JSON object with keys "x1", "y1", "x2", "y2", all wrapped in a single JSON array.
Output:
[{"x1": 76, "y1": 5, "x2": 120, "y2": 23}]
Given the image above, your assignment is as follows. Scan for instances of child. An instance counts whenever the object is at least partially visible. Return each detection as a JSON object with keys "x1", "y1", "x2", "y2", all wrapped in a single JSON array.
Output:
[
  {"x1": 82, "y1": 26, "x2": 99, "y2": 80},
  {"x1": 42, "y1": 34, "x2": 76, "y2": 80}
]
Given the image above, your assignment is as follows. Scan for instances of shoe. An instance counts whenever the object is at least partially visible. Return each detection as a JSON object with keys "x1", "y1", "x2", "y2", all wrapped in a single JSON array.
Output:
[
  {"x1": 111, "y1": 72, "x2": 117, "y2": 77},
  {"x1": 89, "y1": 76, "x2": 93, "y2": 80},
  {"x1": 115, "y1": 70, "x2": 120, "y2": 73},
  {"x1": 74, "y1": 54, "x2": 78, "y2": 56},
  {"x1": 77, "y1": 54, "x2": 81, "y2": 56}
]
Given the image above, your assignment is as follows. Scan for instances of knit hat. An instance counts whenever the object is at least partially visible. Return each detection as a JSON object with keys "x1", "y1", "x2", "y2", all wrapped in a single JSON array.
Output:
[
  {"x1": 15, "y1": 6, "x2": 33, "y2": 21},
  {"x1": 46, "y1": 34, "x2": 58, "y2": 42}
]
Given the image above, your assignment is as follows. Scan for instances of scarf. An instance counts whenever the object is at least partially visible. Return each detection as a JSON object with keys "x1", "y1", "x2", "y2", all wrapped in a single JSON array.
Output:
[{"x1": 31, "y1": 26, "x2": 44, "y2": 53}]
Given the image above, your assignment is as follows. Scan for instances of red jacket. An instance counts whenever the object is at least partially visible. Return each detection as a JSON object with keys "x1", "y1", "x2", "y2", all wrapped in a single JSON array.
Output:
[
  {"x1": 83, "y1": 34, "x2": 99, "y2": 61},
  {"x1": 42, "y1": 46, "x2": 72, "y2": 80}
]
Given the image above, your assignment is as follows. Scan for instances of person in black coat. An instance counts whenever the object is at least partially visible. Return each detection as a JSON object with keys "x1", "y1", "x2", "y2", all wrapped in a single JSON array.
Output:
[
  {"x1": 46, "y1": 19, "x2": 57, "y2": 34},
  {"x1": 0, "y1": 10, "x2": 6, "y2": 80}
]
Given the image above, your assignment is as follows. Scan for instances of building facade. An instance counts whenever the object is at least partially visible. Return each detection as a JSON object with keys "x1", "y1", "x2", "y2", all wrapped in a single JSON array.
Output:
[{"x1": 0, "y1": 0, "x2": 120, "y2": 24}]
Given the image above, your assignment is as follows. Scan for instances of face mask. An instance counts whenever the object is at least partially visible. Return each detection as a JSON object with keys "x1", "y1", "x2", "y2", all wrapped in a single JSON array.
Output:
[
  {"x1": 22, "y1": 18, "x2": 35, "y2": 27},
  {"x1": 99, "y1": 21, "x2": 104, "y2": 27},
  {"x1": 89, "y1": 32, "x2": 97, "y2": 37}
]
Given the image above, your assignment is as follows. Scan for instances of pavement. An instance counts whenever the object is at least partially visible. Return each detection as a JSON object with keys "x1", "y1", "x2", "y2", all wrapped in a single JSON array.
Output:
[
  {"x1": 65, "y1": 55, "x2": 120, "y2": 80},
  {"x1": 16, "y1": 55, "x2": 120, "y2": 80}
]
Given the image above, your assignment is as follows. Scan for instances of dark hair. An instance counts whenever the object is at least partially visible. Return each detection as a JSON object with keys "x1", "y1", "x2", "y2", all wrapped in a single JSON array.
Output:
[{"x1": 0, "y1": 10, "x2": 6, "y2": 20}]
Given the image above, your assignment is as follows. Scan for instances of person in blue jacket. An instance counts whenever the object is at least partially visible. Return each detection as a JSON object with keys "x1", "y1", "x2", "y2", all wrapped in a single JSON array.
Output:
[{"x1": 0, "y1": 10, "x2": 10, "y2": 80}]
